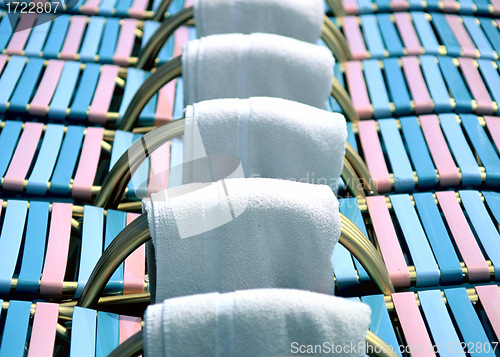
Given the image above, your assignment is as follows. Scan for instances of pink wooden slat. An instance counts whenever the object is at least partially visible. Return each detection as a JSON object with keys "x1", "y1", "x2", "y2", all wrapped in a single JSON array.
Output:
[
  {"x1": 147, "y1": 142, "x2": 170, "y2": 195},
  {"x1": 129, "y1": 0, "x2": 148, "y2": 18},
  {"x1": 119, "y1": 316, "x2": 142, "y2": 343},
  {"x1": 446, "y1": 15, "x2": 478, "y2": 58},
  {"x1": 475, "y1": 285, "x2": 500, "y2": 339},
  {"x1": 401, "y1": 57, "x2": 433, "y2": 114},
  {"x1": 459, "y1": 58, "x2": 495, "y2": 115},
  {"x1": 345, "y1": 61, "x2": 372, "y2": 119},
  {"x1": 391, "y1": 0, "x2": 409, "y2": 11},
  {"x1": 6, "y1": 14, "x2": 36, "y2": 56},
  {"x1": 27, "y1": 302, "x2": 59, "y2": 357},
  {"x1": 485, "y1": 116, "x2": 500, "y2": 152},
  {"x1": 491, "y1": 0, "x2": 500, "y2": 15},
  {"x1": 112, "y1": 19, "x2": 138, "y2": 66},
  {"x1": 184, "y1": 0, "x2": 193, "y2": 6},
  {"x1": 123, "y1": 213, "x2": 145, "y2": 294},
  {"x1": 72, "y1": 127, "x2": 104, "y2": 201},
  {"x1": 357, "y1": 120, "x2": 392, "y2": 192},
  {"x1": 28, "y1": 60, "x2": 65, "y2": 116},
  {"x1": 3, "y1": 122, "x2": 44, "y2": 192},
  {"x1": 392, "y1": 292, "x2": 436, "y2": 357},
  {"x1": 419, "y1": 115, "x2": 460, "y2": 186},
  {"x1": 0, "y1": 55, "x2": 8, "y2": 74},
  {"x1": 343, "y1": 17, "x2": 368, "y2": 60},
  {"x1": 366, "y1": 196, "x2": 410, "y2": 288},
  {"x1": 80, "y1": 0, "x2": 101, "y2": 15},
  {"x1": 39, "y1": 203, "x2": 73, "y2": 297},
  {"x1": 155, "y1": 80, "x2": 175, "y2": 125},
  {"x1": 442, "y1": 0, "x2": 459, "y2": 11},
  {"x1": 436, "y1": 191, "x2": 490, "y2": 282},
  {"x1": 88, "y1": 65, "x2": 119, "y2": 124},
  {"x1": 60, "y1": 16, "x2": 88, "y2": 60},
  {"x1": 173, "y1": 26, "x2": 189, "y2": 57},
  {"x1": 394, "y1": 13, "x2": 424, "y2": 55},
  {"x1": 342, "y1": 0, "x2": 359, "y2": 15}
]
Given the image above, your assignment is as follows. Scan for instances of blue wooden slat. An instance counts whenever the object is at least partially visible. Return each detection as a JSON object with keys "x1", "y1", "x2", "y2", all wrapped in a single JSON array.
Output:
[
  {"x1": 479, "y1": 18, "x2": 500, "y2": 56},
  {"x1": 98, "y1": 18, "x2": 120, "y2": 63},
  {"x1": 0, "y1": 301, "x2": 31, "y2": 357},
  {"x1": 0, "y1": 121, "x2": 22, "y2": 177},
  {"x1": 439, "y1": 114, "x2": 482, "y2": 186},
  {"x1": 80, "y1": 17, "x2": 106, "y2": 62},
  {"x1": 460, "y1": 190, "x2": 500, "y2": 280},
  {"x1": 16, "y1": 201, "x2": 50, "y2": 294},
  {"x1": 458, "y1": 0, "x2": 476, "y2": 13},
  {"x1": 379, "y1": 119, "x2": 415, "y2": 192},
  {"x1": 383, "y1": 58, "x2": 412, "y2": 116},
  {"x1": 432, "y1": 13, "x2": 462, "y2": 57},
  {"x1": 69, "y1": 63, "x2": 100, "y2": 120},
  {"x1": 26, "y1": 124, "x2": 65, "y2": 195},
  {"x1": 390, "y1": 194, "x2": 440, "y2": 287},
  {"x1": 117, "y1": 68, "x2": 144, "y2": 125},
  {"x1": 363, "y1": 60, "x2": 392, "y2": 118},
  {"x1": 362, "y1": 295, "x2": 402, "y2": 357},
  {"x1": 42, "y1": 15, "x2": 70, "y2": 58},
  {"x1": 399, "y1": 117, "x2": 438, "y2": 188},
  {"x1": 24, "y1": 14, "x2": 52, "y2": 56},
  {"x1": 418, "y1": 290, "x2": 466, "y2": 357},
  {"x1": 96, "y1": 312, "x2": 120, "y2": 357},
  {"x1": 462, "y1": 16, "x2": 495, "y2": 60},
  {"x1": 104, "y1": 209, "x2": 126, "y2": 293},
  {"x1": 128, "y1": 134, "x2": 149, "y2": 199},
  {"x1": 0, "y1": 201, "x2": 28, "y2": 295},
  {"x1": 70, "y1": 307, "x2": 97, "y2": 357},
  {"x1": 115, "y1": 0, "x2": 134, "y2": 16},
  {"x1": 8, "y1": 57, "x2": 44, "y2": 113},
  {"x1": 477, "y1": 60, "x2": 500, "y2": 116},
  {"x1": 98, "y1": 0, "x2": 117, "y2": 15},
  {"x1": 50, "y1": 126, "x2": 85, "y2": 195},
  {"x1": 360, "y1": 15, "x2": 386, "y2": 58},
  {"x1": 420, "y1": 56, "x2": 453, "y2": 113},
  {"x1": 438, "y1": 56, "x2": 473, "y2": 112},
  {"x1": 444, "y1": 288, "x2": 495, "y2": 357},
  {"x1": 75, "y1": 206, "x2": 104, "y2": 298},
  {"x1": 413, "y1": 193, "x2": 463, "y2": 284},
  {"x1": 0, "y1": 56, "x2": 27, "y2": 112},
  {"x1": 377, "y1": 14, "x2": 404, "y2": 57},
  {"x1": 461, "y1": 114, "x2": 500, "y2": 186},
  {"x1": 411, "y1": 12, "x2": 441, "y2": 55},
  {"x1": 0, "y1": 13, "x2": 15, "y2": 50}
]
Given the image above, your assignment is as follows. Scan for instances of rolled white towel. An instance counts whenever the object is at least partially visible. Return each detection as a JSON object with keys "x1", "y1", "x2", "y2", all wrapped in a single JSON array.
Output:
[
  {"x1": 143, "y1": 178, "x2": 340, "y2": 302},
  {"x1": 183, "y1": 97, "x2": 347, "y2": 192},
  {"x1": 193, "y1": 0, "x2": 324, "y2": 43},
  {"x1": 144, "y1": 288, "x2": 371, "y2": 357},
  {"x1": 182, "y1": 33, "x2": 334, "y2": 109}
]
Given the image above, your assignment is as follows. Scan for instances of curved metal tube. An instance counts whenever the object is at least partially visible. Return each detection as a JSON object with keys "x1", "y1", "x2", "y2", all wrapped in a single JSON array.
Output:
[
  {"x1": 325, "y1": 0, "x2": 346, "y2": 15},
  {"x1": 342, "y1": 158, "x2": 366, "y2": 198},
  {"x1": 331, "y1": 78, "x2": 360, "y2": 123},
  {"x1": 109, "y1": 330, "x2": 397, "y2": 357},
  {"x1": 345, "y1": 142, "x2": 378, "y2": 195},
  {"x1": 137, "y1": 7, "x2": 194, "y2": 70},
  {"x1": 78, "y1": 212, "x2": 393, "y2": 309},
  {"x1": 118, "y1": 56, "x2": 182, "y2": 131},
  {"x1": 323, "y1": 16, "x2": 353, "y2": 60},
  {"x1": 95, "y1": 119, "x2": 185, "y2": 209},
  {"x1": 321, "y1": 24, "x2": 349, "y2": 63},
  {"x1": 150, "y1": 0, "x2": 174, "y2": 22}
]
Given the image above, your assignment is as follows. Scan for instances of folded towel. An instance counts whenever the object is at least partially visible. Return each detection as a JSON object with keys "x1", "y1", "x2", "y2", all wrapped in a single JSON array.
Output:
[
  {"x1": 144, "y1": 289, "x2": 371, "y2": 357},
  {"x1": 182, "y1": 97, "x2": 347, "y2": 192},
  {"x1": 193, "y1": 0, "x2": 324, "y2": 44},
  {"x1": 143, "y1": 178, "x2": 340, "y2": 302},
  {"x1": 182, "y1": 33, "x2": 334, "y2": 109}
]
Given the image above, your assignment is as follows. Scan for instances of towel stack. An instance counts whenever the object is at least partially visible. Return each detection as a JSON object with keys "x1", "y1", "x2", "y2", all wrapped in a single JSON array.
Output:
[{"x1": 141, "y1": 1, "x2": 369, "y2": 356}]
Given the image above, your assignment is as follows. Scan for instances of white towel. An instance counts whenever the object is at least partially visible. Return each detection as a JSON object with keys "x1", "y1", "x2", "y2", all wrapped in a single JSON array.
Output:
[
  {"x1": 142, "y1": 178, "x2": 340, "y2": 302},
  {"x1": 193, "y1": 0, "x2": 324, "y2": 44},
  {"x1": 144, "y1": 289, "x2": 371, "y2": 357},
  {"x1": 182, "y1": 97, "x2": 347, "y2": 192},
  {"x1": 182, "y1": 33, "x2": 334, "y2": 109}
]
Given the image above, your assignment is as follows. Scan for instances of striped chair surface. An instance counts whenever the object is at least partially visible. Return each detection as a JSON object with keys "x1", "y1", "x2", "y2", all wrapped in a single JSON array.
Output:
[
  {"x1": 334, "y1": 192, "x2": 500, "y2": 292},
  {"x1": 0, "y1": 300, "x2": 142, "y2": 357},
  {"x1": 0, "y1": 200, "x2": 147, "y2": 299}
]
